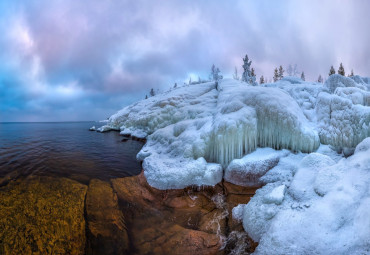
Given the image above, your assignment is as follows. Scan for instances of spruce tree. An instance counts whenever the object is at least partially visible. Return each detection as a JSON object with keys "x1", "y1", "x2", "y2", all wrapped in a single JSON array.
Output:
[
  {"x1": 338, "y1": 63, "x2": 345, "y2": 76},
  {"x1": 317, "y1": 75, "x2": 323, "y2": 83},
  {"x1": 241, "y1": 54, "x2": 257, "y2": 85},
  {"x1": 301, "y1": 72, "x2": 305, "y2": 81},
  {"x1": 145, "y1": 95, "x2": 148, "y2": 99},
  {"x1": 273, "y1": 68, "x2": 279, "y2": 82},
  {"x1": 287, "y1": 64, "x2": 293, "y2": 76},
  {"x1": 174, "y1": 82, "x2": 177, "y2": 88},
  {"x1": 329, "y1": 66, "x2": 336, "y2": 76},
  {"x1": 251, "y1": 68, "x2": 256, "y2": 77},
  {"x1": 260, "y1": 75, "x2": 265, "y2": 84},
  {"x1": 150, "y1": 88, "x2": 155, "y2": 97},
  {"x1": 278, "y1": 65, "x2": 284, "y2": 80}
]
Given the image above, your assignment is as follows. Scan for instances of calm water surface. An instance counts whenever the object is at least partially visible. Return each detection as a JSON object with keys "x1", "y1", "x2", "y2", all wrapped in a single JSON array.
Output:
[{"x1": 0, "y1": 122, "x2": 143, "y2": 183}]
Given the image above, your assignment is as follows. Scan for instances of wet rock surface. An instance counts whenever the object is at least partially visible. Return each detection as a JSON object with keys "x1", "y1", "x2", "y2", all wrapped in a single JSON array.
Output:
[
  {"x1": 0, "y1": 176, "x2": 87, "y2": 255},
  {"x1": 0, "y1": 171, "x2": 257, "y2": 254},
  {"x1": 85, "y1": 179, "x2": 130, "y2": 255},
  {"x1": 112, "y1": 172, "x2": 258, "y2": 255}
]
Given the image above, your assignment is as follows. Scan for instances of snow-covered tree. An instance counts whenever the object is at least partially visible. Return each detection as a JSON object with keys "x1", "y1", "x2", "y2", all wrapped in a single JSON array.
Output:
[
  {"x1": 317, "y1": 75, "x2": 323, "y2": 83},
  {"x1": 241, "y1": 54, "x2": 257, "y2": 85},
  {"x1": 349, "y1": 69, "x2": 354, "y2": 77},
  {"x1": 329, "y1": 66, "x2": 336, "y2": 76},
  {"x1": 338, "y1": 63, "x2": 345, "y2": 76},
  {"x1": 174, "y1": 82, "x2": 177, "y2": 88},
  {"x1": 260, "y1": 75, "x2": 265, "y2": 84},
  {"x1": 233, "y1": 66, "x2": 239, "y2": 80},
  {"x1": 145, "y1": 95, "x2": 148, "y2": 99},
  {"x1": 150, "y1": 88, "x2": 155, "y2": 97},
  {"x1": 189, "y1": 77, "x2": 192, "y2": 85},
  {"x1": 198, "y1": 76, "x2": 201, "y2": 83},
  {"x1": 251, "y1": 68, "x2": 256, "y2": 78},
  {"x1": 278, "y1": 65, "x2": 284, "y2": 80},
  {"x1": 301, "y1": 72, "x2": 305, "y2": 81},
  {"x1": 210, "y1": 64, "x2": 223, "y2": 87},
  {"x1": 273, "y1": 68, "x2": 279, "y2": 82}
]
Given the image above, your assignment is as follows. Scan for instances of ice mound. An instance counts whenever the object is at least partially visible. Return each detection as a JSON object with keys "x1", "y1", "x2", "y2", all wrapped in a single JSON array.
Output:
[
  {"x1": 241, "y1": 138, "x2": 370, "y2": 255},
  {"x1": 324, "y1": 74, "x2": 367, "y2": 93},
  {"x1": 316, "y1": 91, "x2": 370, "y2": 151},
  {"x1": 224, "y1": 148, "x2": 289, "y2": 187},
  {"x1": 106, "y1": 79, "x2": 320, "y2": 189}
]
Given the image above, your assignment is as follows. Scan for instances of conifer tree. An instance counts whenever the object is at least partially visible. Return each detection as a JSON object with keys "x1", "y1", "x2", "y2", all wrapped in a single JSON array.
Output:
[
  {"x1": 317, "y1": 75, "x2": 323, "y2": 83},
  {"x1": 287, "y1": 64, "x2": 293, "y2": 76},
  {"x1": 150, "y1": 88, "x2": 155, "y2": 97},
  {"x1": 329, "y1": 66, "x2": 336, "y2": 76},
  {"x1": 145, "y1": 95, "x2": 148, "y2": 99},
  {"x1": 189, "y1": 77, "x2": 192, "y2": 85},
  {"x1": 301, "y1": 72, "x2": 305, "y2": 81},
  {"x1": 273, "y1": 68, "x2": 279, "y2": 82},
  {"x1": 251, "y1": 68, "x2": 256, "y2": 78},
  {"x1": 349, "y1": 69, "x2": 354, "y2": 77},
  {"x1": 242, "y1": 54, "x2": 257, "y2": 85},
  {"x1": 338, "y1": 63, "x2": 345, "y2": 76},
  {"x1": 278, "y1": 65, "x2": 284, "y2": 80},
  {"x1": 260, "y1": 75, "x2": 265, "y2": 84}
]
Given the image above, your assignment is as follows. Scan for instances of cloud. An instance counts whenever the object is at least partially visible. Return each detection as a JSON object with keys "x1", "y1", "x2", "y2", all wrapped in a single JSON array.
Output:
[{"x1": 1, "y1": 0, "x2": 370, "y2": 121}]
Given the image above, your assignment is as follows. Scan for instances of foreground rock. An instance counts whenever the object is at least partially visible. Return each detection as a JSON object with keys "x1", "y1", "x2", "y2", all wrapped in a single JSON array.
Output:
[
  {"x1": 85, "y1": 179, "x2": 129, "y2": 255},
  {"x1": 0, "y1": 176, "x2": 87, "y2": 255},
  {"x1": 111, "y1": 171, "x2": 258, "y2": 254}
]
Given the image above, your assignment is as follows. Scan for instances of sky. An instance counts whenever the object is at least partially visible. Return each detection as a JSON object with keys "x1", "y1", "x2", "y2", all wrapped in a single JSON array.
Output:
[{"x1": 0, "y1": 0, "x2": 369, "y2": 122}]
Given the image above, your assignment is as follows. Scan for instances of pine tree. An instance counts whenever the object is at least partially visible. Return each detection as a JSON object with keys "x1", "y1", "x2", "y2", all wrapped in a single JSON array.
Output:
[
  {"x1": 301, "y1": 72, "x2": 305, "y2": 81},
  {"x1": 189, "y1": 77, "x2": 192, "y2": 85},
  {"x1": 233, "y1": 66, "x2": 239, "y2": 80},
  {"x1": 338, "y1": 63, "x2": 345, "y2": 76},
  {"x1": 317, "y1": 75, "x2": 323, "y2": 83},
  {"x1": 150, "y1": 88, "x2": 155, "y2": 97},
  {"x1": 273, "y1": 68, "x2": 279, "y2": 82},
  {"x1": 251, "y1": 68, "x2": 256, "y2": 77},
  {"x1": 278, "y1": 65, "x2": 284, "y2": 80},
  {"x1": 210, "y1": 65, "x2": 222, "y2": 87},
  {"x1": 174, "y1": 82, "x2": 177, "y2": 88},
  {"x1": 329, "y1": 66, "x2": 336, "y2": 76},
  {"x1": 260, "y1": 75, "x2": 265, "y2": 84},
  {"x1": 145, "y1": 95, "x2": 148, "y2": 99},
  {"x1": 293, "y1": 64, "x2": 299, "y2": 76},
  {"x1": 241, "y1": 54, "x2": 257, "y2": 85}
]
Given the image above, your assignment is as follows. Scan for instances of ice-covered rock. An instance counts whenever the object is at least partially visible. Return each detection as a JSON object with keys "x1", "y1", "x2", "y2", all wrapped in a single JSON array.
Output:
[
  {"x1": 241, "y1": 137, "x2": 370, "y2": 255},
  {"x1": 324, "y1": 74, "x2": 367, "y2": 93},
  {"x1": 224, "y1": 148, "x2": 289, "y2": 187},
  {"x1": 89, "y1": 126, "x2": 96, "y2": 131},
  {"x1": 316, "y1": 91, "x2": 370, "y2": 151},
  {"x1": 106, "y1": 79, "x2": 319, "y2": 189}
]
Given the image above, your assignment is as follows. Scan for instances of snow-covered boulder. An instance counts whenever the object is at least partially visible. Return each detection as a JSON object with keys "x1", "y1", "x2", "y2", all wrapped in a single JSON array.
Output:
[
  {"x1": 224, "y1": 148, "x2": 289, "y2": 187},
  {"x1": 241, "y1": 137, "x2": 370, "y2": 255}
]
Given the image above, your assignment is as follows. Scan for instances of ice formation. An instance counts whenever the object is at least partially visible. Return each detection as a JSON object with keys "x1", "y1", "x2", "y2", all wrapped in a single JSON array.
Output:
[
  {"x1": 239, "y1": 138, "x2": 370, "y2": 254},
  {"x1": 104, "y1": 79, "x2": 320, "y2": 189}
]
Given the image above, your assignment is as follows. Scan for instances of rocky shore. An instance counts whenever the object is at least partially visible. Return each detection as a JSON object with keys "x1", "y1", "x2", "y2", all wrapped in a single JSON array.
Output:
[{"x1": 0, "y1": 171, "x2": 258, "y2": 254}]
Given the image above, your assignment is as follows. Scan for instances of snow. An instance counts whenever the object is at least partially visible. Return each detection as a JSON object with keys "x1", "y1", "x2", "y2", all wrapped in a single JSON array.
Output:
[
  {"x1": 225, "y1": 148, "x2": 289, "y2": 187},
  {"x1": 240, "y1": 138, "x2": 370, "y2": 255},
  {"x1": 263, "y1": 185, "x2": 286, "y2": 205},
  {"x1": 89, "y1": 126, "x2": 96, "y2": 131}
]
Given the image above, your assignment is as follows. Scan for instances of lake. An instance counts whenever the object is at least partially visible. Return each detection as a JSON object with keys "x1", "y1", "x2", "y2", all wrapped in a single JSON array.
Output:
[{"x1": 0, "y1": 121, "x2": 143, "y2": 184}]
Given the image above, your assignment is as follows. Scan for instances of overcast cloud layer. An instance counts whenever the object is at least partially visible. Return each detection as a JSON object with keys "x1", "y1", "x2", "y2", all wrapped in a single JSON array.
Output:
[{"x1": 1, "y1": 0, "x2": 369, "y2": 121}]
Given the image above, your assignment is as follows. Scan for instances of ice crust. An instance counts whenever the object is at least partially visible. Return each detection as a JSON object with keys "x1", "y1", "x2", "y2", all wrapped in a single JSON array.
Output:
[{"x1": 240, "y1": 138, "x2": 370, "y2": 254}]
